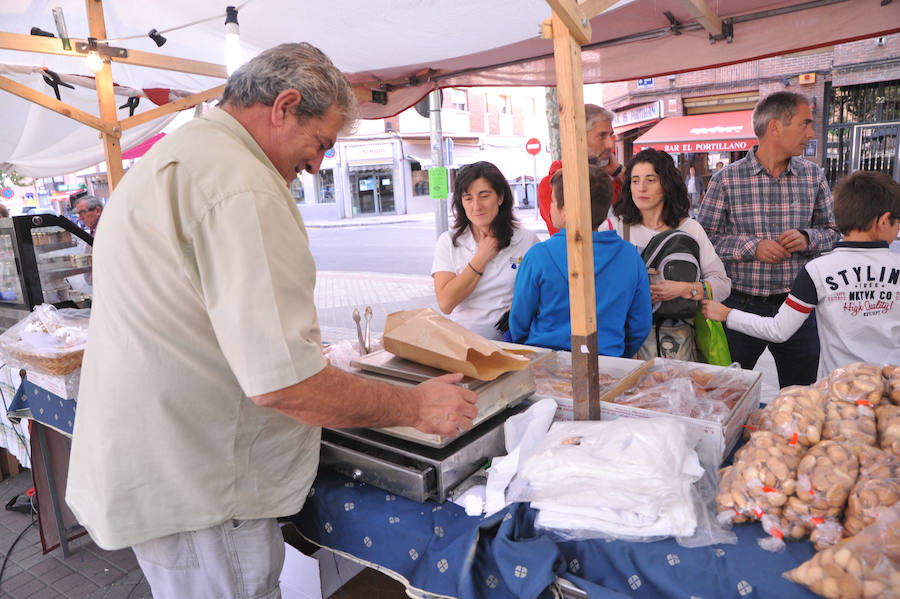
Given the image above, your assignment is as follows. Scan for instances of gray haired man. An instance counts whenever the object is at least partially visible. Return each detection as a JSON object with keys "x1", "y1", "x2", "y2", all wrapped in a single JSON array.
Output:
[
  {"x1": 67, "y1": 43, "x2": 477, "y2": 599},
  {"x1": 698, "y1": 91, "x2": 840, "y2": 387}
]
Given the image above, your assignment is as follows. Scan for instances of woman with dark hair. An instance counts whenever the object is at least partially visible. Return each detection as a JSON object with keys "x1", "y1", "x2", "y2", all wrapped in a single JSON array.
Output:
[
  {"x1": 613, "y1": 149, "x2": 730, "y2": 358},
  {"x1": 432, "y1": 161, "x2": 538, "y2": 340},
  {"x1": 614, "y1": 149, "x2": 730, "y2": 303}
]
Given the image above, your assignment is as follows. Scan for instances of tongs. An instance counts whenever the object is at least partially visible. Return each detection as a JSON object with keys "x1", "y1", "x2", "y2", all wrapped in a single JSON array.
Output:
[
  {"x1": 352, "y1": 308, "x2": 367, "y2": 355},
  {"x1": 364, "y1": 306, "x2": 373, "y2": 354}
]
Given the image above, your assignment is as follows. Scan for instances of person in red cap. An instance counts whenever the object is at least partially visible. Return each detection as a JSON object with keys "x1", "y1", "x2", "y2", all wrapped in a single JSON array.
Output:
[{"x1": 538, "y1": 104, "x2": 624, "y2": 235}]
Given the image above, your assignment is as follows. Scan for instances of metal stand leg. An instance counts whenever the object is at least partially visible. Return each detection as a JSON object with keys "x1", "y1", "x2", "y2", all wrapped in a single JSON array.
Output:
[{"x1": 35, "y1": 422, "x2": 71, "y2": 557}]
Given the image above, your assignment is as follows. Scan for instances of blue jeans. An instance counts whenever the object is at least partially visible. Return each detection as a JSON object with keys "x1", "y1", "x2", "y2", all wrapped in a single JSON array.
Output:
[{"x1": 723, "y1": 292, "x2": 820, "y2": 388}]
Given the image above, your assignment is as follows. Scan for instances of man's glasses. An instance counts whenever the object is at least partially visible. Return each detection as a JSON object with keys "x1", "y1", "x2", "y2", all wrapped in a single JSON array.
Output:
[{"x1": 76, "y1": 208, "x2": 96, "y2": 216}]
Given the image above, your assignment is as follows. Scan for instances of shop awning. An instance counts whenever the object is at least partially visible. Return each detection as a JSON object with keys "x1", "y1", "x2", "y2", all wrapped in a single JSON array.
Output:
[
  {"x1": 634, "y1": 110, "x2": 756, "y2": 153},
  {"x1": 122, "y1": 132, "x2": 166, "y2": 160},
  {"x1": 614, "y1": 119, "x2": 659, "y2": 136}
]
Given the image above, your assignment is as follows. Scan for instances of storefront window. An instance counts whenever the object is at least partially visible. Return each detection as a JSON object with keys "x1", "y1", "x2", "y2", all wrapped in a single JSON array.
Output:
[
  {"x1": 290, "y1": 177, "x2": 306, "y2": 203},
  {"x1": 411, "y1": 170, "x2": 429, "y2": 196},
  {"x1": 825, "y1": 80, "x2": 900, "y2": 186},
  {"x1": 317, "y1": 169, "x2": 336, "y2": 204}
]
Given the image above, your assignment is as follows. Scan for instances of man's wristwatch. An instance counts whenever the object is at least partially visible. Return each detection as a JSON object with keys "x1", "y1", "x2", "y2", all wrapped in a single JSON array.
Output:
[{"x1": 611, "y1": 164, "x2": 624, "y2": 178}]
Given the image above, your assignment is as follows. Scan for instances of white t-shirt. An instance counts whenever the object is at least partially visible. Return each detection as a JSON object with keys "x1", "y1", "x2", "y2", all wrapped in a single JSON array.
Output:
[
  {"x1": 432, "y1": 226, "x2": 539, "y2": 339},
  {"x1": 613, "y1": 217, "x2": 731, "y2": 301}
]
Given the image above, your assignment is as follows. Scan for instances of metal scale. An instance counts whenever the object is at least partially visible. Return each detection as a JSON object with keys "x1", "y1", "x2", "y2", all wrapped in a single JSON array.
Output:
[{"x1": 320, "y1": 345, "x2": 549, "y2": 502}]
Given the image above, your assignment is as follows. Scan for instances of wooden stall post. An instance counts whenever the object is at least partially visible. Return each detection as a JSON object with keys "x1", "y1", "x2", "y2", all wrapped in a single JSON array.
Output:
[
  {"x1": 545, "y1": 1, "x2": 599, "y2": 420},
  {"x1": 85, "y1": 0, "x2": 124, "y2": 190}
]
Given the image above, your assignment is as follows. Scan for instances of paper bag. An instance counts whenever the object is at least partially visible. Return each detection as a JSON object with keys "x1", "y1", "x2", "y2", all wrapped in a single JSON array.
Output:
[{"x1": 383, "y1": 308, "x2": 530, "y2": 381}]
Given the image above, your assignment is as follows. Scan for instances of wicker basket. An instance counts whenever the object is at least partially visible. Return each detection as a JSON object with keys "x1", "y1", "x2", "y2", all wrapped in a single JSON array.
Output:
[{"x1": 5, "y1": 346, "x2": 84, "y2": 375}]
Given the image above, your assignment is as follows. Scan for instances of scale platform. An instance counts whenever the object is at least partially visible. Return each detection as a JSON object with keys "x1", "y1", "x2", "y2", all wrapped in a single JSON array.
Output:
[{"x1": 349, "y1": 346, "x2": 548, "y2": 447}]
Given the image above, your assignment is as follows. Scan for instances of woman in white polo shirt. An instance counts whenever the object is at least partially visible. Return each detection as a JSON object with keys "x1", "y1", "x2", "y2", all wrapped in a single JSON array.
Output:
[{"x1": 432, "y1": 161, "x2": 539, "y2": 340}]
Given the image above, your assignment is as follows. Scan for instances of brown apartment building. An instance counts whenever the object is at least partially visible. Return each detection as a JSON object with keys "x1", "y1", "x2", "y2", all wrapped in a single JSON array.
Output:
[{"x1": 602, "y1": 33, "x2": 900, "y2": 188}]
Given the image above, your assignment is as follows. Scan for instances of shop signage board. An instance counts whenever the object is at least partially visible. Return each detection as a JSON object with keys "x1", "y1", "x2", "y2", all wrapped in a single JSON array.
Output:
[
  {"x1": 634, "y1": 110, "x2": 757, "y2": 154},
  {"x1": 345, "y1": 143, "x2": 393, "y2": 164},
  {"x1": 612, "y1": 102, "x2": 662, "y2": 129},
  {"x1": 641, "y1": 140, "x2": 754, "y2": 153}
]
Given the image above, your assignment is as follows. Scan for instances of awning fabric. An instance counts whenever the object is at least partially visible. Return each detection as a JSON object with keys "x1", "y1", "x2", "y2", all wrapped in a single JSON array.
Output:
[
  {"x1": 122, "y1": 132, "x2": 166, "y2": 160},
  {"x1": 613, "y1": 119, "x2": 659, "y2": 136},
  {"x1": 634, "y1": 110, "x2": 756, "y2": 153}
]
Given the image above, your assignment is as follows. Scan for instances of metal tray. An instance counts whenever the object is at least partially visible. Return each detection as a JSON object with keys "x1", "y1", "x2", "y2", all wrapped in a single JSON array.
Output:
[
  {"x1": 350, "y1": 348, "x2": 486, "y2": 390},
  {"x1": 352, "y1": 367, "x2": 535, "y2": 447}
]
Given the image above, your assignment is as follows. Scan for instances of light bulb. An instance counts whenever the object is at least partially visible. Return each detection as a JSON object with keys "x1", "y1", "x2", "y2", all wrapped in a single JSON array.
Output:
[
  {"x1": 85, "y1": 50, "x2": 103, "y2": 73},
  {"x1": 225, "y1": 25, "x2": 241, "y2": 75},
  {"x1": 224, "y1": 6, "x2": 241, "y2": 76}
]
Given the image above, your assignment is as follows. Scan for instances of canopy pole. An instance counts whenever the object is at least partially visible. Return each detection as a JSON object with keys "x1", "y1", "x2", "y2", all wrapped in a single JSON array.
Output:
[
  {"x1": 0, "y1": 75, "x2": 116, "y2": 135},
  {"x1": 547, "y1": 3, "x2": 600, "y2": 420},
  {"x1": 120, "y1": 85, "x2": 225, "y2": 131},
  {"x1": 85, "y1": 0, "x2": 124, "y2": 190}
]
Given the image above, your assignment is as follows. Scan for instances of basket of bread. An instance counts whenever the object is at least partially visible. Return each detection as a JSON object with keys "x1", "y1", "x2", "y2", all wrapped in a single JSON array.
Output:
[{"x1": 0, "y1": 304, "x2": 89, "y2": 375}]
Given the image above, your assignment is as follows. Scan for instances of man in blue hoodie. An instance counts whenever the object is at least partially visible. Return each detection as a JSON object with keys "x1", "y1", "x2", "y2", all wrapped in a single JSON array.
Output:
[{"x1": 509, "y1": 165, "x2": 652, "y2": 354}]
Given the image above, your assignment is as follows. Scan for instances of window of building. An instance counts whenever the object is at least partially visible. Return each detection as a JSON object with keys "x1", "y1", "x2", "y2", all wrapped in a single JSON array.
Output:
[
  {"x1": 825, "y1": 79, "x2": 900, "y2": 187},
  {"x1": 452, "y1": 89, "x2": 468, "y2": 112},
  {"x1": 317, "y1": 169, "x2": 336, "y2": 203},
  {"x1": 411, "y1": 170, "x2": 429, "y2": 196},
  {"x1": 290, "y1": 176, "x2": 306, "y2": 203},
  {"x1": 499, "y1": 95, "x2": 512, "y2": 115}
]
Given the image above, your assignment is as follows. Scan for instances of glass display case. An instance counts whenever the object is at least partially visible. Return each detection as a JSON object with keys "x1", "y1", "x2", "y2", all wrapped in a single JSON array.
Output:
[{"x1": 0, "y1": 214, "x2": 93, "y2": 331}]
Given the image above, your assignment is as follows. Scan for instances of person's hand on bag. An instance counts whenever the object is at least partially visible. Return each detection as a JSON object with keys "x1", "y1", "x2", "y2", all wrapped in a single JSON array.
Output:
[
  {"x1": 413, "y1": 372, "x2": 478, "y2": 436},
  {"x1": 755, "y1": 239, "x2": 791, "y2": 264},
  {"x1": 650, "y1": 280, "x2": 697, "y2": 303},
  {"x1": 701, "y1": 299, "x2": 731, "y2": 322}
]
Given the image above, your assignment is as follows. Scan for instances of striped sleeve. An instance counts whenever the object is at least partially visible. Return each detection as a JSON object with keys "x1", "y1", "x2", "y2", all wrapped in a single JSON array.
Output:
[{"x1": 725, "y1": 267, "x2": 819, "y2": 344}]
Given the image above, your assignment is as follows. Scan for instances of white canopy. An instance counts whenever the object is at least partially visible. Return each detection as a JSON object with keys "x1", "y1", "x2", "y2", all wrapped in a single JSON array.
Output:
[{"x1": 1, "y1": 0, "x2": 899, "y2": 176}]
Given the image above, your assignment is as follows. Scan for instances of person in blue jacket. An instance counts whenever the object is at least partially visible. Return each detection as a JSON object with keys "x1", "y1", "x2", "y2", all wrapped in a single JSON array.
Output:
[{"x1": 509, "y1": 165, "x2": 652, "y2": 354}]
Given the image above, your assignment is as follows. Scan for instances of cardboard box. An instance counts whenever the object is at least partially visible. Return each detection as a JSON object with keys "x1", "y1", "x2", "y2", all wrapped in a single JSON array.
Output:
[
  {"x1": 279, "y1": 544, "x2": 366, "y2": 599},
  {"x1": 533, "y1": 352, "x2": 644, "y2": 421},
  {"x1": 597, "y1": 358, "x2": 761, "y2": 464},
  {"x1": 27, "y1": 369, "x2": 80, "y2": 400}
]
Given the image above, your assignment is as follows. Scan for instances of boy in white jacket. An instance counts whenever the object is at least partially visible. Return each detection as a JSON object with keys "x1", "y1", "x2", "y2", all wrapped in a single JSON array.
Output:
[{"x1": 702, "y1": 171, "x2": 900, "y2": 376}]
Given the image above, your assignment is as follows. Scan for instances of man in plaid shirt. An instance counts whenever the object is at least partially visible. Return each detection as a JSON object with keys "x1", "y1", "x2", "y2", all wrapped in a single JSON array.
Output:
[{"x1": 698, "y1": 91, "x2": 840, "y2": 386}]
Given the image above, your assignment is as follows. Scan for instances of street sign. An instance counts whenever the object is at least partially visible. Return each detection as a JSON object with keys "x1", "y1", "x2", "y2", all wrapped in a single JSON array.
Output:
[
  {"x1": 525, "y1": 138, "x2": 541, "y2": 156},
  {"x1": 324, "y1": 147, "x2": 335, "y2": 158},
  {"x1": 0, "y1": 188, "x2": 13, "y2": 199}
]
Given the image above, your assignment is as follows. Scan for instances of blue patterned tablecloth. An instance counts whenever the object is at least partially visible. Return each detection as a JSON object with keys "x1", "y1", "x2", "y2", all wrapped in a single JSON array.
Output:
[
  {"x1": 293, "y1": 470, "x2": 818, "y2": 599},
  {"x1": 8, "y1": 378, "x2": 75, "y2": 437}
]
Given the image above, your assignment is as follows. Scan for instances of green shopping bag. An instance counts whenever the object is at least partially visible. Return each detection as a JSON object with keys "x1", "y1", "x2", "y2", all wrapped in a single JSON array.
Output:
[{"x1": 694, "y1": 284, "x2": 732, "y2": 366}]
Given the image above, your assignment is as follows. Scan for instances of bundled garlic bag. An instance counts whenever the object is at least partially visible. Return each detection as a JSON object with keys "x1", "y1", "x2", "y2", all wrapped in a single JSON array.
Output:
[
  {"x1": 822, "y1": 400, "x2": 877, "y2": 449},
  {"x1": 755, "y1": 386, "x2": 825, "y2": 448},
  {"x1": 716, "y1": 432, "x2": 803, "y2": 536},
  {"x1": 827, "y1": 362, "x2": 886, "y2": 408},
  {"x1": 876, "y1": 404, "x2": 900, "y2": 456},
  {"x1": 785, "y1": 505, "x2": 900, "y2": 599},
  {"x1": 884, "y1": 365, "x2": 900, "y2": 405}
]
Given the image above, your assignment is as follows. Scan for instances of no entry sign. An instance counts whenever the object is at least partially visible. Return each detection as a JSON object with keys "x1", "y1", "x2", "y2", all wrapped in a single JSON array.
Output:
[{"x1": 525, "y1": 138, "x2": 541, "y2": 156}]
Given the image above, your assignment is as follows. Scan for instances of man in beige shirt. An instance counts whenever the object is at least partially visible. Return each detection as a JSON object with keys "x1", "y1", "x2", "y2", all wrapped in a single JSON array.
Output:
[{"x1": 66, "y1": 43, "x2": 477, "y2": 599}]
